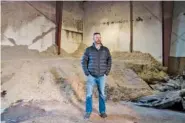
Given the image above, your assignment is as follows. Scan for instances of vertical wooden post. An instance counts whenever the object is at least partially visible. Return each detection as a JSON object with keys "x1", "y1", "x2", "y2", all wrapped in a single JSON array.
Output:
[
  {"x1": 130, "y1": 1, "x2": 133, "y2": 53},
  {"x1": 56, "y1": 1, "x2": 63, "y2": 55},
  {"x1": 162, "y1": 1, "x2": 174, "y2": 67}
]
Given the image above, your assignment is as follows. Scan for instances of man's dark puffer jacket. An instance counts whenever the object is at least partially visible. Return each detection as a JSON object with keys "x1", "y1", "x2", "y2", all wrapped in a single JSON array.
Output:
[{"x1": 81, "y1": 43, "x2": 112, "y2": 77}]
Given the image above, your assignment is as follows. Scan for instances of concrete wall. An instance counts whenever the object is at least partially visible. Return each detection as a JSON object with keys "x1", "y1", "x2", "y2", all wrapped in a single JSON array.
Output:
[
  {"x1": 1, "y1": 1, "x2": 171, "y2": 62},
  {"x1": 61, "y1": 1, "x2": 84, "y2": 53},
  {"x1": 1, "y1": 1, "x2": 84, "y2": 53},
  {"x1": 83, "y1": 1, "x2": 162, "y2": 62},
  {"x1": 83, "y1": 1, "x2": 130, "y2": 52},
  {"x1": 169, "y1": 1, "x2": 185, "y2": 74},
  {"x1": 1, "y1": 1, "x2": 56, "y2": 52},
  {"x1": 170, "y1": 1, "x2": 185, "y2": 57},
  {"x1": 133, "y1": 2, "x2": 162, "y2": 62}
]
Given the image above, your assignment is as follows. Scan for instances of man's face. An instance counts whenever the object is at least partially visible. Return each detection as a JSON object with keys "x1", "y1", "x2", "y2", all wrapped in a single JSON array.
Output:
[{"x1": 93, "y1": 34, "x2": 101, "y2": 44}]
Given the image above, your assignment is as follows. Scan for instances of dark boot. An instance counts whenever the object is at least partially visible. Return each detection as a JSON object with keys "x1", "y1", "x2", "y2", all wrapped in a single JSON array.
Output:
[
  {"x1": 100, "y1": 113, "x2": 107, "y2": 118},
  {"x1": 84, "y1": 112, "x2": 91, "y2": 120}
]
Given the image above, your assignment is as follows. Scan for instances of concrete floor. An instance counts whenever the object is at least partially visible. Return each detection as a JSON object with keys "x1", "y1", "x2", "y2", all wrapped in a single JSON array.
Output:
[
  {"x1": 121, "y1": 102, "x2": 185, "y2": 123},
  {"x1": 1, "y1": 100, "x2": 185, "y2": 123}
]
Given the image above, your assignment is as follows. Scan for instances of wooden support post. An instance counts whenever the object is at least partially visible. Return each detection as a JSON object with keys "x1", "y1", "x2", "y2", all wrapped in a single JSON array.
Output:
[
  {"x1": 56, "y1": 1, "x2": 63, "y2": 55},
  {"x1": 130, "y1": 1, "x2": 133, "y2": 53},
  {"x1": 162, "y1": 1, "x2": 174, "y2": 67}
]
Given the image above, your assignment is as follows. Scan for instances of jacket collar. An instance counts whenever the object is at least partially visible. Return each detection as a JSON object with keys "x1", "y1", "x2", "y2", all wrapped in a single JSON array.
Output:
[
  {"x1": 92, "y1": 42, "x2": 103, "y2": 48},
  {"x1": 92, "y1": 43, "x2": 103, "y2": 50}
]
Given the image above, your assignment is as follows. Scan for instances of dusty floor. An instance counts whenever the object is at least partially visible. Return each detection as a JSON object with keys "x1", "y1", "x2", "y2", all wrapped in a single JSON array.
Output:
[
  {"x1": 1, "y1": 45, "x2": 184, "y2": 123},
  {"x1": 2, "y1": 100, "x2": 185, "y2": 123}
]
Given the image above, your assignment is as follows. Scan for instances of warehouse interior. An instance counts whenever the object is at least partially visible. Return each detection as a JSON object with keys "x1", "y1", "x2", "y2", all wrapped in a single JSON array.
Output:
[{"x1": 1, "y1": 1, "x2": 185, "y2": 123}]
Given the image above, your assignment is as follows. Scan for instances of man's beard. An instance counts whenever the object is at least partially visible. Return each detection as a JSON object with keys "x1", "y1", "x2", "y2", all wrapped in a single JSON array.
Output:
[{"x1": 96, "y1": 40, "x2": 101, "y2": 44}]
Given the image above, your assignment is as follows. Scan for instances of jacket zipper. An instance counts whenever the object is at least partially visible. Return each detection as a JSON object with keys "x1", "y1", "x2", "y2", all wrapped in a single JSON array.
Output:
[{"x1": 98, "y1": 49, "x2": 100, "y2": 76}]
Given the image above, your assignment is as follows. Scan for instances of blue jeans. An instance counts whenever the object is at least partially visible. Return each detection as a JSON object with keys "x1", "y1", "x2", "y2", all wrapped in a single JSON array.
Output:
[{"x1": 85, "y1": 75, "x2": 106, "y2": 114}]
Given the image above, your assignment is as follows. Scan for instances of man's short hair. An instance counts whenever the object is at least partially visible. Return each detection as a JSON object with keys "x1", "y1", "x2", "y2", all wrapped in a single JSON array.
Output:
[{"x1": 93, "y1": 32, "x2": 101, "y2": 36}]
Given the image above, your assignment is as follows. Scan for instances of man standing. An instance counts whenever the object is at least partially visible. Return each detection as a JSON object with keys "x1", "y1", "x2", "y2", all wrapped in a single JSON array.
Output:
[{"x1": 81, "y1": 32, "x2": 112, "y2": 119}]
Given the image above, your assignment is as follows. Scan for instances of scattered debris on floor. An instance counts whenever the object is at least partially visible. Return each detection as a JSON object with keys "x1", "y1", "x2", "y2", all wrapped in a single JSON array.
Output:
[
  {"x1": 151, "y1": 75, "x2": 185, "y2": 91},
  {"x1": 132, "y1": 74, "x2": 185, "y2": 111},
  {"x1": 125, "y1": 63, "x2": 168, "y2": 84}
]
